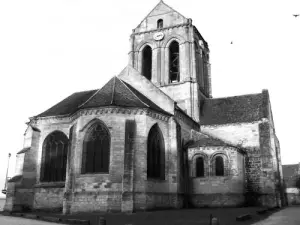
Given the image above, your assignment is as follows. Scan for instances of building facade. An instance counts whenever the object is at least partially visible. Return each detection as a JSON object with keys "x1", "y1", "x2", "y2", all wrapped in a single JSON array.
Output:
[
  {"x1": 4, "y1": 1, "x2": 285, "y2": 213},
  {"x1": 282, "y1": 163, "x2": 300, "y2": 205}
]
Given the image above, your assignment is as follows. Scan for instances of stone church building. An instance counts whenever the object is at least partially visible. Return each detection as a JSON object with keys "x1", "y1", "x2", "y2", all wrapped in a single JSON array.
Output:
[{"x1": 5, "y1": 1, "x2": 285, "y2": 213}]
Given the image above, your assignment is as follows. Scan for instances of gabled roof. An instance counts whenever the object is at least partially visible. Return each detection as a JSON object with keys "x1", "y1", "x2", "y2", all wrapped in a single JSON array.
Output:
[
  {"x1": 145, "y1": 0, "x2": 186, "y2": 20},
  {"x1": 36, "y1": 77, "x2": 169, "y2": 118},
  {"x1": 134, "y1": 0, "x2": 187, "y2": 32},
  {"x1": 200, "y1": 91, "x2": 268, "y2": 125},
  {"x1": 282, "y1": 164, "x2": 300, "y2": 188}
]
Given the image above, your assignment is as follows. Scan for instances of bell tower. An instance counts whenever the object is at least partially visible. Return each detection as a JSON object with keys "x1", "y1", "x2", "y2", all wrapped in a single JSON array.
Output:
[{"x1": 128, "y1": 0, "x2": 211, "y2": 122}]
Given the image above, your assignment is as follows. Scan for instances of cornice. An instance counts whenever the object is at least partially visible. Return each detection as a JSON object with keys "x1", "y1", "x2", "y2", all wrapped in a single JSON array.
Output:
[
  {"x1": 132, "y1": 22, "x2": 191, "y2": 36},
  {"x1": 33, "y1": 107, "x2": 170, "y2": 125}
]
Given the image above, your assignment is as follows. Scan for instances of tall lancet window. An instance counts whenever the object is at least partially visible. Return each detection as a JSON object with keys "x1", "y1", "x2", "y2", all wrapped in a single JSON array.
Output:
[
  {"x1": 142, "y1": 45, "x2": 152, "y2": 81},
  {"x1": 147, "y1": 124, "x2": 165, "y2": 179},
  {"x1": 169, "y1": 41, "x2": 180, "y2": 82},
  {"x1": 41, "y1": 131, "x2": 68, "y2": 182},
  {"x1": 157, "y1": 19, "x2": 163, "y2": 29}
]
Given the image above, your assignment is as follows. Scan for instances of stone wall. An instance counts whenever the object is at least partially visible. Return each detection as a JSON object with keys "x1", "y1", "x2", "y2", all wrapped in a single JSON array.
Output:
[
  {"x1": 33, "y1": 186, "x2": 64, "y2": 211},
  {"x1": 4, "y1": 125, "x2": 41, "y2": 211},
  {"x1": 57, "y1": 111, "x2": 183, "y2": 213},
  {"x1": 188, "y1": 146, "x2": 245, "y2": 207},
  {"x1": 201, "y1": 119, "x2": 282, "y2": 207}
]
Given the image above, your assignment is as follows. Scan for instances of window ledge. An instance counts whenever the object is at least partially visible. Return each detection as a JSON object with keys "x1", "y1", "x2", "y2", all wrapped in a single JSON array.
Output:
[
  {"x1": 146, "y1": 178, "x2": 166, "y2": 182},
  {"x1": 34, "y1": 182, "x2": 65, "y2": 188},
  {"x1": 192, "y1": 177, "x2": 208, "y2": 180},
  {"x1": 78, "y1": 172, "x2": 109, "y2": 177}
]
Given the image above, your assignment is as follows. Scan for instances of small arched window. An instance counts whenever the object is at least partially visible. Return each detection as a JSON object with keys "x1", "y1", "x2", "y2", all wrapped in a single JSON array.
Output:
[
  {"x1": 169, "y1": 41, "x2": 180, "y2": 83},
  {"x1": 157, "y1": 19, "x2": 163, "y2": 29},
  {"x1": 215, "y1": 156, "x2": 224, "y2": 176},
  {"x1": 142, "y1": 45, "x2": 152, "y2": 81},
  {"x1": 82, "y1": 122, "x2": 110, "y2": 174},
  {"x1": 41, "y1": 131, "x2": 68, "y2": 182},
  {"x1": 147, "y1": 124, "x2": 165, "y2": 179},
  {"x1": 196, "y1": 157, "x2": 204, "y2": 177}
]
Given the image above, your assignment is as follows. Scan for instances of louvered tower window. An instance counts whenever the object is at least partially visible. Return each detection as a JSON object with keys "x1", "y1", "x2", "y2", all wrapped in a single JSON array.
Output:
[
  {"x1": 169, "y1": 41, "x2": 180, "y2": 82},
  {"x1": 142, "y1": 45, "x2": 152, "y2": 81}
]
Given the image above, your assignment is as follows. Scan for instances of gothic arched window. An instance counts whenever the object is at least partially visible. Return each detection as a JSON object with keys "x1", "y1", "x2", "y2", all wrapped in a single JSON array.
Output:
[
  {"x1": 82, "y1": 122, "x2": 110, "y2": 174},
  {"x1": 142, "y1": 45, "x2": 152, "y2": 81},
  {"x1": 169, "y1": 41, "x2": 180, "y2": 82},
  {"x1": 196, "y1": 157, "x2": 204, "y2": 177},
  {"x1": 147, "y1": 124, "x2": 165, "y2": 179},
  {"x1": 41, "y1": 131, "x2": 68, "y2": 182},
  {"x1": 215, "y1": 156, "x2": 224, "y2": 176},
  {"x1": 157, "y1": 19, "x2": 163, "y2": 29}
]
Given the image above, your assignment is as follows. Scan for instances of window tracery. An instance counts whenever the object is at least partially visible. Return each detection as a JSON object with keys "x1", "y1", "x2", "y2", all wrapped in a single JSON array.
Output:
[
  {"x1": 41, "y1": 131, "x2": 68, "y2": 182},
  {"x1": 81, "y1": 122, "x2": 110, "y2": 174}
]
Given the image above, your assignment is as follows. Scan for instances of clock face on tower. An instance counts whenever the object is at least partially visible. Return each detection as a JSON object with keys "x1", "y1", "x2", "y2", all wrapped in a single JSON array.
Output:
[{"x1": 153, "y1": 32, "x2": 164, "y2": 41}]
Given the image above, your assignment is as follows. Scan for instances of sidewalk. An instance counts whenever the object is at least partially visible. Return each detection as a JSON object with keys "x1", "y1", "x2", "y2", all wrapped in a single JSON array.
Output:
[{"x1": 1, "y1": 206, "x2": 283, "y2": 225}]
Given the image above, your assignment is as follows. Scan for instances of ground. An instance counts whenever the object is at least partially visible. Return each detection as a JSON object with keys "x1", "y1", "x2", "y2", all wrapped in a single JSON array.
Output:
[
  {"x1": 0, "y1": 214, "x2": 61, "y2": 225},
  {"x1": 3, "y1": 206, "x2": 300, "y2": 225},
  {"x1": 251, "y1": 206, "x2": 300, "y2": 225}
]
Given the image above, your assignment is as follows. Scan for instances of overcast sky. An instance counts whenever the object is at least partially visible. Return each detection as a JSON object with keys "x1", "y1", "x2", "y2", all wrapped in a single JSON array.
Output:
[{"x1": 0, "y1": 0, "x2": 299, "y2": 197}]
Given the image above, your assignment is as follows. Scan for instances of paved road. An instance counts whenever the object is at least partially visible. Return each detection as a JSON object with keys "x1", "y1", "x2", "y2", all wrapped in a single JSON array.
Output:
[
  {"x1": 0, "y1": 214, "x2": 63, "y2": 225},
  {"x1": 252, "y1": 206, "x2": 300, "y2": 225}
]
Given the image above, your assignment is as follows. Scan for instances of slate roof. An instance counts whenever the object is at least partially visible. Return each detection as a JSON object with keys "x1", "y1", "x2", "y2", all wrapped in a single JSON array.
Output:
[
  {"x1": 200, "y1": 91, "x2": 268, "y2": 125},
  {"x1": 282, "y1": 164, "x2": 300, "y2": 188},
  {"x1": 17, "y1": 147, "x2": 30, "y2": 155},
  {"x1": 188, "y1": 132, "x2": 246, "y2": 154},
  {"x1": 36, "y1": 89, "x2": 97, "y2": 117},
  {"x1": 188, "y1": 135, "x2": 228, "y2": 148},
  {"x1": 36, "y1": 77, "x2": 169, "y2": 118},
  {"x1": 8, "y1": 175, "x2": 22, "y2": 183}
]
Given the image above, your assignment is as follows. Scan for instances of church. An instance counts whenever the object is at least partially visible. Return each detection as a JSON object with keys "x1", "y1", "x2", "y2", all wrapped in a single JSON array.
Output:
[{"x1": 4, "y1": 1, "x2": 285, "y2": 213}]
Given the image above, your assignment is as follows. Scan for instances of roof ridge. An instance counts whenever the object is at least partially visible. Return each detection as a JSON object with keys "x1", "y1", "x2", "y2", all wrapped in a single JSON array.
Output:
[
  {"x1": 160, "y1": 0, "x2": 186, "y2": 19},
  {"x1": 77, "y1": 88, "x2": 102, "y2": 109},
  {"x1": 110, "y1": 77, "x2": 116, "y2": 105},
  {"x1": 209, "y1": 92, "x2": 262, "y2": 101},
  {"x1": 117, "y1": 77, "x2": 150, "y2": 108},
  {"x1": 122, "y1": 66, "x2": 176, "y2": 103}
]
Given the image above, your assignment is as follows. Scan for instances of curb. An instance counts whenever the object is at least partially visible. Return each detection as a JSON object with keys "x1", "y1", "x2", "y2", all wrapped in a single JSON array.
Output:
[
  {"x1": 40, "y1": 216, "x2": 62, "y2": 223},
  {"x1": 62, "y1": 218, "x2": 90, "y2": 225},
  {"x1": 236, "y1": 214, "x2": 252, "y2": 221},
  {"x1": 23, "y1": 214, "x2": 39, "y2": 219},
  {"x1": 256, "y1": 209, "x2": 268, "y2": 215}
]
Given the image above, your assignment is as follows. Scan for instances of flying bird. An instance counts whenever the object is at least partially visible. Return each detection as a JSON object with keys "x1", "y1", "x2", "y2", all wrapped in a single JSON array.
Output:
[{"x1": 293, "y1": 14, "x2": 299, "y2": 18}]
